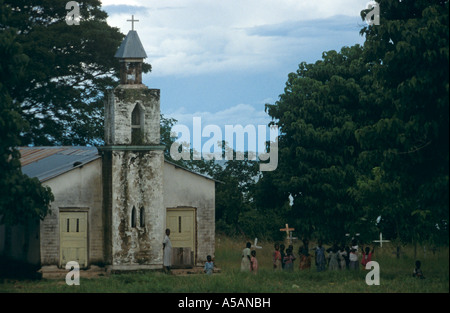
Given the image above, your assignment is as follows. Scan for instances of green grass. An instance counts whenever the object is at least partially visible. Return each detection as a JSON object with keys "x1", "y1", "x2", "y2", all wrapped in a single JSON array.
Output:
[{"x1": 0, "y1": 236, "x2": 448, "y2": 293}]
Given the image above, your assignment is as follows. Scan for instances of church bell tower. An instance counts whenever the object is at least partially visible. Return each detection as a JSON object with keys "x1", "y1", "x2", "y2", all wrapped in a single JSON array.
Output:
[{"x1": 100, "y1": 17, "x2": 165, "y2": 270}]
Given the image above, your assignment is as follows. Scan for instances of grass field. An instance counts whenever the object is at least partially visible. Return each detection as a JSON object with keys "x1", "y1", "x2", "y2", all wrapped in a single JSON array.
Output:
[{"x1": 0, "y1": 235, "x2": 448, "y2": 293}]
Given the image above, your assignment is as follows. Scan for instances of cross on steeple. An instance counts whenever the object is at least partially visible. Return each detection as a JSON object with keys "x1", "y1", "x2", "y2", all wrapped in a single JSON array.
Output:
[{"x1": 127, "y1": 15, "x2": 139, "y2": 31}]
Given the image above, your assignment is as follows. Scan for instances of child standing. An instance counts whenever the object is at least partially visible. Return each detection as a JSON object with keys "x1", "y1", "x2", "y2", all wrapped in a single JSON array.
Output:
[
  {"x1": 273, "y1": 243, "x2": 282, "y2": 271},
  {"x1": 204, "y1": 255, "x2": 214, "y2": 275},
  {"x1": 327, "y1": 246, "x2": 339, "y2": 271},
  {"x1": 280, "y1": 244, "x2": 286, "y2": 270},
  {"x1": 241, "y1": 242, "x2": 252, "y2": 272},
  {"x1": 298, "y1": 239, "x2": 311, "y2": 270},
  {"x1": 361, "y1": 245, "x2": 375, "y2": 268},
  {"x1": 250, "y1": 250, "x2": 258, "y2": 274},
  {"x1": 315, "y1": 240, "x2": 326, "y2": 272},
  {"x1": 284, "y1": 248, "x2": 296, "y2": 272},
  {"x1": 338, "y1": 245, "x2": 348, "y2": 270},
  {"x1": 349, "y1": 248, "x2": 359, "y2": 270}
]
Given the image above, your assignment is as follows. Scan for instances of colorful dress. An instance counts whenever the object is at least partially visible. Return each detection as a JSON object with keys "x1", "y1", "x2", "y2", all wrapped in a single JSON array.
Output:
[
  {"x1": 251, "y1": 256, "x2": 258, "y2": 274},
  {"x1": 241, "y1": 247, "x2": 251, "y2": 272},
  {"x1": 284, "y1": 254, "x2": 296, "y2": 272},
  {"x1": 273, "y1": 250, "x2": 282, "y2": 270},
  {"x1": 298, "y1": 245, "x2": 311, "y2": 270},
  {"x1": 361, "y1": 252, "x2": 373, "y2": 267}
]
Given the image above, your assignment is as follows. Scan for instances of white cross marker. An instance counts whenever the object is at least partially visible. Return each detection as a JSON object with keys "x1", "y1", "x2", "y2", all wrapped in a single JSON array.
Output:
[
  {"x1": 251, "y1": 238, "x2": 262, "y2": 249},
  {"x1": 287, "y1": 231, "x2": 298, "y2": 245},
  {"x1": 373, "y1": 232, "x2": 390, "y2": 247}
]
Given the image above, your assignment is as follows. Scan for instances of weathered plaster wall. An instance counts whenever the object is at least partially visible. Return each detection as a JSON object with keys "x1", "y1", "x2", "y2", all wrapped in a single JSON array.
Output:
[
  {"x1": 163, "y1": 162, "x2": 215, "y2": 265},
  {"x1": 110, "y1": 150, "x2": 165, "y2": 268},
  {"x1": 39, "y1": 159, "x2": 103, "y2": 267},
  {"x1": 105, "y1": 85, "x2": 160, "y2": 145}
]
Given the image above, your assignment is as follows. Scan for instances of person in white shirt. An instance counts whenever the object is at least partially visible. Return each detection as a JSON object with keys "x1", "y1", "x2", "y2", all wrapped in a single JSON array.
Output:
[{"x1": 163, "y1": 228, "x2": 172, "y2": 273}]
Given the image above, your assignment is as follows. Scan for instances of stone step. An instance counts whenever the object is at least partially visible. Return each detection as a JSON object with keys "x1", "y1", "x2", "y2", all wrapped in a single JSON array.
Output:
[{"x1": 38, "y1": 265, "x2": 108, "y2": 279}]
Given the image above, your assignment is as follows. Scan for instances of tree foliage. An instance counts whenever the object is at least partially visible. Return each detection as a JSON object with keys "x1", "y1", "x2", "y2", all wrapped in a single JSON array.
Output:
[
  {"x1": 353, "y1": 0, "x2": 449, "y2": 244},
  {"x1": 265, "y1": 45, "x2": 377, "y2": 242},
  {"x1": 260, "y1": 0, "x2": 449, "y2": 244},
  {"x1": 2, "y1": 0, "x2": 150, "y2": 146},
  {"x1": 1, "y1": 0, "x2": 54, "y2": 226}
]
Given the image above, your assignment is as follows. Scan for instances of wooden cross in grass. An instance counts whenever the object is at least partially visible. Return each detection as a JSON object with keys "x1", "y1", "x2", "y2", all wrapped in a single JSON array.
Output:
[
  {"x1": 251, "y1": 238, "x2": 262, "y2": 250},
  {"x1": 373, "y1": 232, "x2": 390, "y2": 247},
  {"x1": 280, "y1": 224, "x2": 296, "y2": 245}
]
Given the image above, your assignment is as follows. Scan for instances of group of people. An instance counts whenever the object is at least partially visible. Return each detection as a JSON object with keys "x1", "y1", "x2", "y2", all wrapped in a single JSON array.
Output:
[
  {"x1": 288, "y1": 238, "x2": 375, "y2": 272},
  {"x1": 166, "y1": 229, "x2": 426, "y2": 278},
  {"x1": 239, "y1": 238, "x2": 377, "y2": 274}
]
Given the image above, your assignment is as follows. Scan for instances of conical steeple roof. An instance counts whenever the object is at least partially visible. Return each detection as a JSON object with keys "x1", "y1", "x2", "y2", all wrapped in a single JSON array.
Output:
[{"x1": 114, "y1": 30, "x2": 147, "y2": 59}]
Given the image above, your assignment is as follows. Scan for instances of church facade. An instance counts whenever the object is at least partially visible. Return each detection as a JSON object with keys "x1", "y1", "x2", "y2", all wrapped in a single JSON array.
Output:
[{"x1": 0, "y1": 28, "x2": 216, "y2": 271}]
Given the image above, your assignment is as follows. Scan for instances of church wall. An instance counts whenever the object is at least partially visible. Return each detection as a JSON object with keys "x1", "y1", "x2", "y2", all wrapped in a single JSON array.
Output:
[
  {"x1": 109, "y1": 150, "x2": 165, "y2": 268},
  {"x1": 163, "y1": 162, "x2": 215, "y2": 265},
  {"x1": 40, "y1": 159, "x2": 103, "y2": 267}
]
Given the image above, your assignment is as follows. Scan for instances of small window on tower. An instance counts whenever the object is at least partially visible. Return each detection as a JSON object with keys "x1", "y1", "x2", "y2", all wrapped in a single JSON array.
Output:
[
  {"x1": 140, "y1": 207, "x2": 145, "y2": 227},
  {"x1": 131, "y1": 206, "x2": 137, "y2": 228},
  {"x1": 131, "y1": 104, "x2": 143, "y2": 144}
]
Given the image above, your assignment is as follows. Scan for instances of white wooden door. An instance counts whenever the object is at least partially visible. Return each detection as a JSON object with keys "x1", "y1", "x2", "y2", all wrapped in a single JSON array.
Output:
[{"x1": 60, "y1": 212, "x2": 88, "y2": 268}]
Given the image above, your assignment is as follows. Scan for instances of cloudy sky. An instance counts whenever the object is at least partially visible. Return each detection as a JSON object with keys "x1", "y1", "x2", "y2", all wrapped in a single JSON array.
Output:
[{"x1": 102, "y1": 0, "x2": 369, "y2": 147}]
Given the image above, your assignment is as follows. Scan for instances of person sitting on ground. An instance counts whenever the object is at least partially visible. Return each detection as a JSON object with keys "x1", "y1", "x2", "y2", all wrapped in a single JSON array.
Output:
[
  {"x1": 204, "y1": 255, "x2": 214, "y2": 275},
  {"x1": 413, "y1": 260, "x2": 425, "y2": 279}
]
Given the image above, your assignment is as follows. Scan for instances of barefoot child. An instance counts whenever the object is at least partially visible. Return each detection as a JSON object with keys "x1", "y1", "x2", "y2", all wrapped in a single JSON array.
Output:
[{"x1": 250, "y1": 250, "x2": 259, "y2": 274}]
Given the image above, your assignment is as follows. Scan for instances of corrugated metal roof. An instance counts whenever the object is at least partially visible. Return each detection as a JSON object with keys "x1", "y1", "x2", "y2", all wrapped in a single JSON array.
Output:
[
  {"x1": 19, "y1": 146, "x2": 101, "y2": 182},
  {"x1": 18, "y1": 146, "x2": 219, "y2": 184},
  {"x1": 114, "y1": 30, "x2": 147, "y2": 59}
]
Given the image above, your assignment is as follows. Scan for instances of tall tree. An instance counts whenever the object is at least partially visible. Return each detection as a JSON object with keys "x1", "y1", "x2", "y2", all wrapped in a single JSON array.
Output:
[
  {"x1": 1, "y1": 0, "x2": 54, "y2": 227},
  {"x1": 3, "y1": 0, "x2": 150, "y2": 146},
  {"x1": 265, "y1": 45, "x2": 378, "y2": 242},
  {"x1": 355, "y1": 0, "x2": 449, "y2": 244}
]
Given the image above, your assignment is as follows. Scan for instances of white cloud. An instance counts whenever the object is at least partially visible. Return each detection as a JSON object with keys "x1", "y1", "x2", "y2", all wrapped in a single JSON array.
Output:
[{"x1": 103, "y1": 1, "x2": 367, "y2": 77}]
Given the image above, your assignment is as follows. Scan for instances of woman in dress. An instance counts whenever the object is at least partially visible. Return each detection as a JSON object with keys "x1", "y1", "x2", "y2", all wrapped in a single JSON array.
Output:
[{"x1": 240, "y1": 242, "x2": 252, "y2": 272}]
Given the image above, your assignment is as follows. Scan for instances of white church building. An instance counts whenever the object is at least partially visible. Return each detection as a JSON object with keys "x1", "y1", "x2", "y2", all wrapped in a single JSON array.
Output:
[{"x1": 0, "y1": 27, "x2": 216, "y2": 272}]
